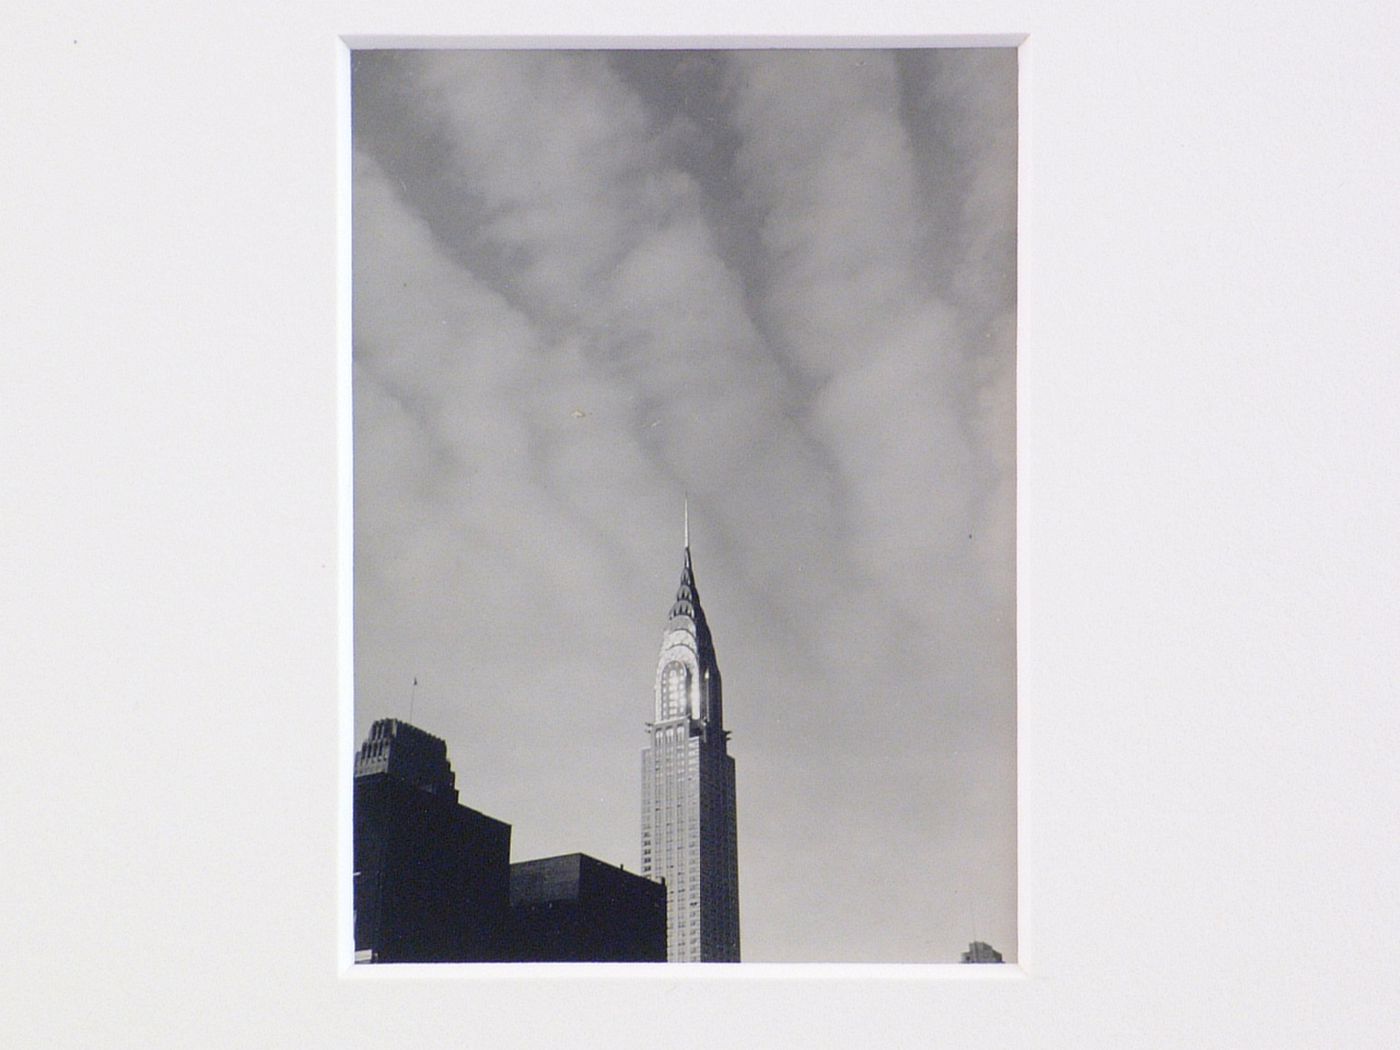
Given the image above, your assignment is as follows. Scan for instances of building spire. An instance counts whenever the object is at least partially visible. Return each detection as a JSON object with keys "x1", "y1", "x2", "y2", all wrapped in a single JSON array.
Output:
[{"x1": 671, "y1": 494, "x2": 701, "y2": 622}]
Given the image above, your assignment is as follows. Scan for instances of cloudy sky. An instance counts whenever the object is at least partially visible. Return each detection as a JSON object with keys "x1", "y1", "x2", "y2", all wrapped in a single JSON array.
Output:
[{"x1": 352, "y1": 47, "x2": 1016, "y2": 964}]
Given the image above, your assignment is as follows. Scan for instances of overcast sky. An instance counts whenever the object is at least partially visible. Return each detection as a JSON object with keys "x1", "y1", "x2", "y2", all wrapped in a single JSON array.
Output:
[{"x1": 352, "y1": 47, "x2": 1017, "y2": 964}]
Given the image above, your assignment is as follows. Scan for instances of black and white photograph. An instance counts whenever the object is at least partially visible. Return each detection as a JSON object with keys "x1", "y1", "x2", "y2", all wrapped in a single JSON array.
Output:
[
  {"x1": 351, "y1": 47, "x2": 1017, "y2": 964},
  {"x1": 10, "y1": 0, "x2": 1400, "y2": 1044}
]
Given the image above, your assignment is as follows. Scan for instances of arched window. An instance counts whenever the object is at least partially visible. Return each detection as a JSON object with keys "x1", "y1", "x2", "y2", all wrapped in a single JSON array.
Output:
[{"x1": 661, "y1": 661, "x2": 691, "y2": 719}]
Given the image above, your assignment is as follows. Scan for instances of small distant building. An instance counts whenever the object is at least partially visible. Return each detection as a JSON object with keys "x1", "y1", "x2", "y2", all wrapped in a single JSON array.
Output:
[
  {"x1": 353, "y1": 719, "x2": 512, "y2": 962},
  {"x1": 508, "y1": 853, "x2": 667, "y2": 962},
  {"x1": 961, "y1": 940, "x2": 1004, "y2": 963}
]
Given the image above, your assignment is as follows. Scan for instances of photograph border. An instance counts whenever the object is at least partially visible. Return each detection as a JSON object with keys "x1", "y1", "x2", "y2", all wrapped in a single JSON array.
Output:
[{"x1": 338, "y1": 33, "x2": 1029, "y2": 979}]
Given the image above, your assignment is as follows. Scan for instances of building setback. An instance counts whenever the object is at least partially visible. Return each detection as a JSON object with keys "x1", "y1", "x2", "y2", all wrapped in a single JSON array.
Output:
[
  {"x1": 353, "y1": 719, "x2": 512, "y2": 962},
  {"x1": 508, "y1": 854, "x2": 666, "y2": 962},
  {"x1": 640, "y1": 513, "x2": 741, "y2": 961}
]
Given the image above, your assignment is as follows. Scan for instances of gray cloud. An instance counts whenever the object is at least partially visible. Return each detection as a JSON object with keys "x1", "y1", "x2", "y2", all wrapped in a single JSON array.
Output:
[{"x1": 353, "y1": 48, "x2": 1017, "y2": 962}]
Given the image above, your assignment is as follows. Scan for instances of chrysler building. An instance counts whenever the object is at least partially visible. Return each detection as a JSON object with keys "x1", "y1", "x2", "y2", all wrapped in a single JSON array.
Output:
[{"x1": 640, "y1": 507, "x2": 740, "y2": 961}]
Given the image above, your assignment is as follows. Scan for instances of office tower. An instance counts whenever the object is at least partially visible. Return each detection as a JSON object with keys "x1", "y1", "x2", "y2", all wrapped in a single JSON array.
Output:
[
  {"x1": 640, "y1": 512, "x2": 740, "y2": 961},
  {"x1": 353, "y1": 719, "x2": 511, "y2": 962},
  {"x1": 508, "y1": 853, "x2": 667, "y2": 962}
]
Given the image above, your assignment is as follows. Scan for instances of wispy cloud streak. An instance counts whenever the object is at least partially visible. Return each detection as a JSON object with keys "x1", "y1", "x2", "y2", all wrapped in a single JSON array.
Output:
[{"x1": 353, "y1": 48, "x2": 1017, "y2": 962}]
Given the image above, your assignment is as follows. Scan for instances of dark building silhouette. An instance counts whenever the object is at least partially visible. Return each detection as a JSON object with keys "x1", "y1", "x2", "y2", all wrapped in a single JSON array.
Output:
[
  {"x1": 508, "y1": 854, "x2": 666, "y2": 962},
  {"x1": 354, "y1": 717, "x2": 461, "y2": 800},
  {"x1": 961, "y1": 940, "x2": 1004, "y2": 963},
  {"x1": 641, "y1": 508, "x2": 740, "y2": 961},
  {"x1": 353, "y1": 719, "x2": 511, "y2": 962},
  {"x1": 354, "y1": 719, "x2": 667, "y2": 963}
]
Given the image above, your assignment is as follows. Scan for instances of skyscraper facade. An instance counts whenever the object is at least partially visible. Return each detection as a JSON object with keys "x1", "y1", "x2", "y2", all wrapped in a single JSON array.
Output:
[
  {"x1": 353, "y1": 719, "x2": 512, "y2": 962},
  {"x1": 640, "y1": 519, "x2": 740, "y2": 961}
]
